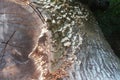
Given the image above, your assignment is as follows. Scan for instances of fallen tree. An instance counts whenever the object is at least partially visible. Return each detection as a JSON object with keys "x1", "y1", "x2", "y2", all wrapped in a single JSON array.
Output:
[{"x1": 0, "y1": 0, "x2": 120, "y2": 80}]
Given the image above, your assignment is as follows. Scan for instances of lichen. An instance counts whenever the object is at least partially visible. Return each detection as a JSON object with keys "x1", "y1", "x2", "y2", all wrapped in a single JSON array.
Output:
[{"x1": 32, "y1": 0, "x2": 91, "y2": 79}]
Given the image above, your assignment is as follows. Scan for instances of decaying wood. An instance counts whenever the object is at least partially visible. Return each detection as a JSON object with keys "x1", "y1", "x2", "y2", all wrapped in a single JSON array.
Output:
[
  {"x1": 36, "y1": 1, "x2": 120, "y2": 80},
  {"x1": 0, "y1": 0, "x2": 44, "y2": 79},
  {"x1": 0, "y1": 0, "x2": 120, "y2": 80}
]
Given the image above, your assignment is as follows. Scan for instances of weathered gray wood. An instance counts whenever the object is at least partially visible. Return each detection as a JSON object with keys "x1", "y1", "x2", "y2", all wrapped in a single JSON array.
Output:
[
  {"x1": 37, "y1": 0, "x2": 120, "y2": 80},
  {"x1": 0, "y1": 0, "x2": 120, "y2": 80},
  {"x1": 0, "y1": 0, "x2": 44, "y2": 79}
]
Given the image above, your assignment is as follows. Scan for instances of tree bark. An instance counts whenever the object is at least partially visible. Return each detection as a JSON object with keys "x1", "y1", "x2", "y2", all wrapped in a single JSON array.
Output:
[
  {"x1": 37, "y1": 0, "x2": 120, "y2": 80},
  {"x1": 0, "y1": 0, "x2": 120, "y2": 80}
]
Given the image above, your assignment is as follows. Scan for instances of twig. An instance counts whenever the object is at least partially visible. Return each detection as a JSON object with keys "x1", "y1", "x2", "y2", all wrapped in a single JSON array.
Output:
[{"x1": 29, "y1": 3, "x2": 45, "y2": 24}]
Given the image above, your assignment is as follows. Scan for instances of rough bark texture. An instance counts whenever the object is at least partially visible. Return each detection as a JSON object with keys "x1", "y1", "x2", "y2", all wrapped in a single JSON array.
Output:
[
  {"x1": 37, "y1": 0, "x2": 120, "y2": 80},
  {"x1": 0, "y1": 0, "x2": 120, "y2": 80}
]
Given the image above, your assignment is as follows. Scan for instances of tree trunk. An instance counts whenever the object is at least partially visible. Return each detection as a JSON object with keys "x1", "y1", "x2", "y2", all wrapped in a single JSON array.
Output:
[
  {"x1": 37, "y1": 0, "x2": 120, "y2": 80},
  {"x1": 0, "y1": 0, "x2": 120, "y2": 80}
]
